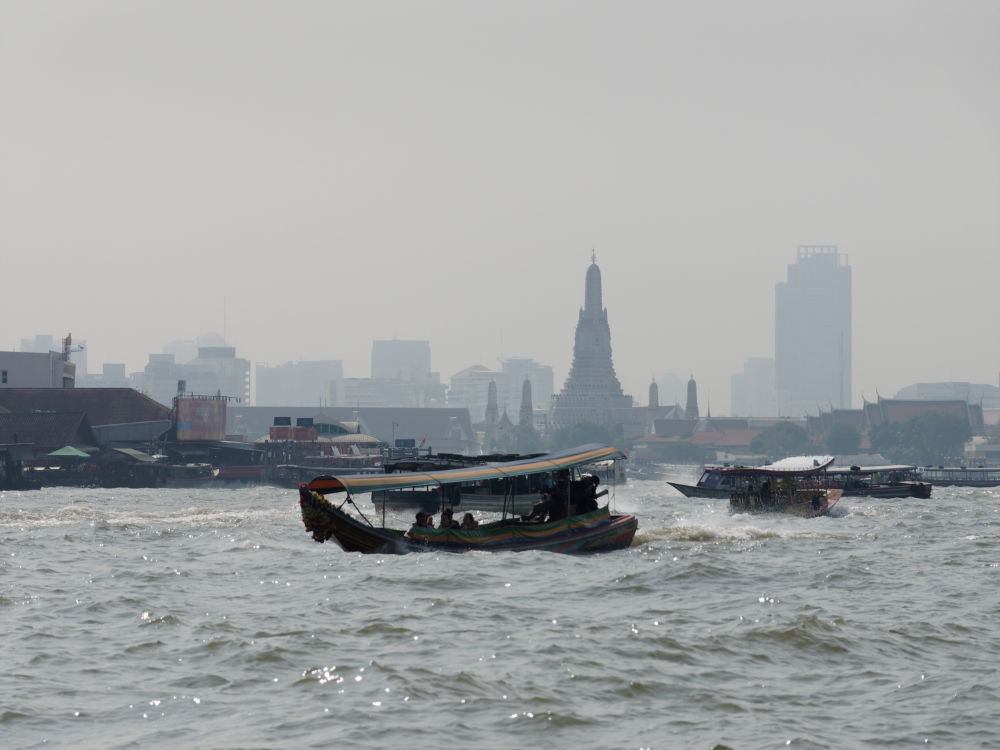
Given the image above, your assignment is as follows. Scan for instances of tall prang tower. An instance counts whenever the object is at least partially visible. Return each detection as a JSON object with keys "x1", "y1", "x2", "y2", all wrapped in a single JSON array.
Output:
[
  {"x1": 685, "y1": 375, "x2": 699, "y2": 420},
  {"x1": 550, "y1": 254, "x2": 635, "y2": 433},
  {"x1": 519, "y1": 378, "x2": 533, "y2": 426}
]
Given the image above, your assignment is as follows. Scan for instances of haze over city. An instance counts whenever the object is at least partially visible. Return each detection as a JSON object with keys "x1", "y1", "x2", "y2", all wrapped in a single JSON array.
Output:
[{"x1": 3, "y1": 1, "x2": 998, "y2": 414}]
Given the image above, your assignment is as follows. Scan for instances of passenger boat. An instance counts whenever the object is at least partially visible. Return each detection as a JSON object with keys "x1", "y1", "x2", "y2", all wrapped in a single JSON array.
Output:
[
  {"x1": 158, "y1": 462, "x2": 219, "y2": 488},
  {"x1": 297, "y1": 444, "x2": 638, "y2": 554},
  {"x1": 918, "y1": 466, "x2": 1000, "y2": 487},
  {"x1": 673, "y1": 462, "x2": 931, "y2": 500},
  {"x1": 719, "y1": 455, "x2": 842, "y2": 517},
  {"x1": 825, "y1": 465, "x2": 931, "y2": 498}
]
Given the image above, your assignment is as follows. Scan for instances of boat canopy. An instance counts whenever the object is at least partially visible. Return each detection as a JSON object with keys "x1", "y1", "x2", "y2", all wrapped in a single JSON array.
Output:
[
  {"x1": 720, "y1": 455, "x2": 834, "y2": 477},
  {"x1": 826, "y1": 464, "x2": 917, "y2": 475},
  {"x1": 307, "y1": 443, "x2": 625, "y2": 495}
]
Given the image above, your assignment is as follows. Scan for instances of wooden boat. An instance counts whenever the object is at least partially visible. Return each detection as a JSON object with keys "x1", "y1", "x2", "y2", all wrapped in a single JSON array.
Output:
[
  {"x1": 719, "y1": 455, "x2": 842, "y2": 518},
  {"x1": 918, "y1": 466, "x2": 1000, "y2": 487},
  {"x1": 825, "y1": 465, "x2": 931, "y2": 498},
  {"x1": 298, "y1": 444, "x2": 638, "y2": 554}
]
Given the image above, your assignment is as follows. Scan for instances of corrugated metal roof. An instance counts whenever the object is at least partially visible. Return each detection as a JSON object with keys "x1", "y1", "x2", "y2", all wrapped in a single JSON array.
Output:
[{"x1": 0, "y1": 388, "x2": 171, "y2": 426}]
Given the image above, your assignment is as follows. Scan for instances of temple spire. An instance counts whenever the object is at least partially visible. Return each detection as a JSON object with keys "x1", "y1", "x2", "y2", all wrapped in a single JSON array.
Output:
[{"x1": 584, "y1": 254, "x2": 603, "y2": 317}]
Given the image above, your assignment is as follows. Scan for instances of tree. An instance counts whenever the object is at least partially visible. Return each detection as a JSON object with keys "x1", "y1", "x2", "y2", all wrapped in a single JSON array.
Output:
[
  {"x1": 870, "y1": 413, "x2": 972, "y2": 465},
  {"x1": 826, "y1": 423, "x2": 862, "y2": 454},
  {"x1": 641, "y1": 441, "x2": 712, "y2": 464},
  {"x1": 749, "y1": 421, "x2": 811, "y2": 460}
]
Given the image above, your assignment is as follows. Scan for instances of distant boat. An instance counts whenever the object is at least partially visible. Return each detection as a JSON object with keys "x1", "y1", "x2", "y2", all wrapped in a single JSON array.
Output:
[
  {"x1": 825, "y1": 465, "x2": 931, "y2": 498},
  {"x1": 158, "y1": 462, "x2": 218, "y2": 488},
  {"x1": 672, "y1": 462, "x2": 931, "y2": 499},
  {"x1": 919, "y1": 466, "x2": 1000, "y2": 487}
]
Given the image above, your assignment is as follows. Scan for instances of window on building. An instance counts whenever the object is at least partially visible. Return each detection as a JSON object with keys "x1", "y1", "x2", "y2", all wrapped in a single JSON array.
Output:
[{"x1": 1, "y1": 370, "x2": 7, "y2": 384}]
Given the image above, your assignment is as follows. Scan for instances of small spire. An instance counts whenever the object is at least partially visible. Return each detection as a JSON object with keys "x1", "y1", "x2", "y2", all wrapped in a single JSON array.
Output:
[{"x1": 591, "y1": 249, "x2": 596, "y2": 264}]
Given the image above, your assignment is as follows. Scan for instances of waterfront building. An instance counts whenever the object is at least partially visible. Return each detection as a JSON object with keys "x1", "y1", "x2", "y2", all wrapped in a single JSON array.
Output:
[
  {"x1": 0, "y1": 350, "x2": 76, "y2": 389},
  {"x1": 226, "y1": 405, "x2": 477, "y2": 454},
  {"x1": 775, "y1": 246, "x2": 851, "y2": 415},
  {"x1": 550, "y1": 256, "x2": 642, "y2": 438},
  {"x1": 1, "y1": 335, "x2": 77, "y2": 388}
]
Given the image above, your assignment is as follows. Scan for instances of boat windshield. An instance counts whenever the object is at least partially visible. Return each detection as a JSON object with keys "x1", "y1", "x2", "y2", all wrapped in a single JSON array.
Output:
[{"x1": 699, "y1": 469, "x2": 723, "y2": 488}]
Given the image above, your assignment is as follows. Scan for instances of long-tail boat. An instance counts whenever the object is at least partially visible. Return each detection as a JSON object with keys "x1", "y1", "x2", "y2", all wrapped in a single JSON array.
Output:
[
  {"x1": 720, "y1": 455, "x2": 842, "y2": 517},
  {"x1": 297, "y1": 444, "x2": 637, "y2": 554}
]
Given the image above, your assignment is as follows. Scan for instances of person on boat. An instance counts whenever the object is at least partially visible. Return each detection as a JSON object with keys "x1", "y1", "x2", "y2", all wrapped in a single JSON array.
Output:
[
  {"x1": 571, "y1": 474, "x2": 602, "y2": 514},
  {"x1": 759, "y1": 479, "x2": 772, "y2": 505},
  {"x1": 439, "y1": 507, "x2": 460, "y2": 529},
  {"x1": 523, "y1": 469, "x2": 570, "y2": 522},
  {"x1": 414, "y1": 512, "x2": 434, "y2": 528},
  {"x1": 460, "y1": 513, "x2": 478, "y2": 530}
]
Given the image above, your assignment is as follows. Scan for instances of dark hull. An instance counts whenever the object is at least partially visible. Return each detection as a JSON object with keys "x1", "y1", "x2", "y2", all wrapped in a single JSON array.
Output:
[
  {"x1": 838, "y1": 482, "x2": 931, "y2": 499},
  {"x1": 667, "y1": 481, "x2": 731, "y2": 499},
  {"x1": 300, "y1": 488, "x2": 637, "y2": 554}
]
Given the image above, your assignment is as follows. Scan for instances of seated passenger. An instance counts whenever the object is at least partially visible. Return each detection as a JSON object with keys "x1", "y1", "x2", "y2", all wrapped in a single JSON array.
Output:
[
  {"x1": 460, "y1": 512, "x2": 478, "y2": 530},
  {"x1": 439, "y1": 507, "x2": 460, "y2": 529},
  {"x1": 413, "y1": 512, "x2": 434, "y2": 528}
]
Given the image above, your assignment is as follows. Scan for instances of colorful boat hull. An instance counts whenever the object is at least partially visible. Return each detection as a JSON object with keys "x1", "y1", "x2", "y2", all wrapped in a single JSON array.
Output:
[{"x1": 299, "y1": 487, "x2": 637, "y2": 554}]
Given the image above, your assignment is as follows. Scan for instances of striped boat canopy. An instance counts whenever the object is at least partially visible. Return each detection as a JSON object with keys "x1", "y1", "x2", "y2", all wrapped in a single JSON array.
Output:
[{"x1": 306, "y1": 443, "x2": 625, "y2": 495}]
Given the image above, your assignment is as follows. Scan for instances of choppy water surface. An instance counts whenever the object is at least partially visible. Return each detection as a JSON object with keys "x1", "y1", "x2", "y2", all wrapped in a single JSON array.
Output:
[{"x1": 2, "y1": 477, "x2": 998, "y2": 749}]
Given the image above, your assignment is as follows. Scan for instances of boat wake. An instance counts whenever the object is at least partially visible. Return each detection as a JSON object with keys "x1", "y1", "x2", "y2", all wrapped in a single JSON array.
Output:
[{"x1": 634, "y1": 520, "x2": 852, "y2": 545}]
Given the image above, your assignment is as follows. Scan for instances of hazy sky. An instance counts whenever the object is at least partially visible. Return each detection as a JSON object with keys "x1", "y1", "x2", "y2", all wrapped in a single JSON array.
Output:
[{"x1": 3, "y1": 1, "x2": 998, "y2": 413}]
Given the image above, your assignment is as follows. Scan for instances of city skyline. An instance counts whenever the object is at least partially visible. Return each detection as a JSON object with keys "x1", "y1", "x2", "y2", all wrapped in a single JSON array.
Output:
[{"x1": 3, "y1": 2, "x2": 998, "y2": 414}]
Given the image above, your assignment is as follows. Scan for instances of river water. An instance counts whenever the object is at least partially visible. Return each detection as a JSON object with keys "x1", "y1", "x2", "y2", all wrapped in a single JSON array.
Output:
[{"x1": 2, "y1": 475, "x2": 998, "y2": 749}]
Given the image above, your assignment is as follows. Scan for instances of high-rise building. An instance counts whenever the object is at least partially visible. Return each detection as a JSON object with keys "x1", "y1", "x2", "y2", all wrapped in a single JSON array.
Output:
[
  {"x1": 371, "y1": 340, "x2": 431, "y2": 381},
  {"x1": 550, "y1": 255, "x2": 637, "y2": 433},
  {"x1": 255, "y1": 360, "x2": 344, "y2": 407},
  {"x1": 775, "y1": 246, "x2": 851, "y2": 416}
]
